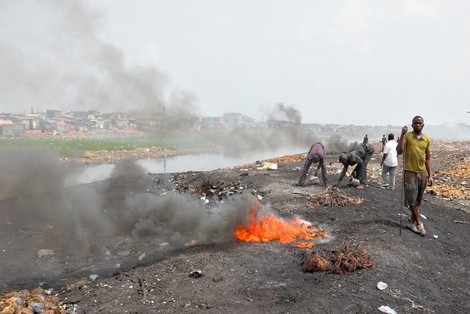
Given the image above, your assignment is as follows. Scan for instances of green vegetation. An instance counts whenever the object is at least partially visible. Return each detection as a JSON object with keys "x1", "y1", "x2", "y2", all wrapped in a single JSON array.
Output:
[{"x1": 0, "y1": 137, "x2": 172, "y2": 158}]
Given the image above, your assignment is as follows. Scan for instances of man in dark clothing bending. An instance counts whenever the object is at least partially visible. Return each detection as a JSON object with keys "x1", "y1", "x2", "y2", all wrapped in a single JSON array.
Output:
[
  {"x1": 296, "y1": 143, "x2": 328, "y2": 186},
  {"x1": 336, "y1": 143, "x2": 375, "y2": 188}
]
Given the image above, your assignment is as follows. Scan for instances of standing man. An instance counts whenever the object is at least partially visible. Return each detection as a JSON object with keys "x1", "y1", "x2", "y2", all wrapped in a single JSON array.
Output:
[
  {"x1": 397, "y1": 115, "x2": 433, "y2": 236},
  {"x1": 381, "y1": 134, "x2": 387, "y2": 152},
  {"x1": 296, "y1": 143, "x2": 328, "y2": 186},
  {"x1": 380, "y1": 133, "x2": 398, "y2": 189},
  {"x1": 336, "y1": 142, "x2": 375, "y2": 188}
]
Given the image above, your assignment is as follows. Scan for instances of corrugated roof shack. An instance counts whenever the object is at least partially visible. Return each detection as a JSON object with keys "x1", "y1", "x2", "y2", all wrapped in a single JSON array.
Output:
[{"x1": 0, "y1": 123, "x2": 25, "y2": 136}]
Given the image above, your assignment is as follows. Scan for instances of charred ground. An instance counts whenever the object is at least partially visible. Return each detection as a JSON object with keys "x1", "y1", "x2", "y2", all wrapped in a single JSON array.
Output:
[{"x1": 1, "y1": 147, "x2": 469, "y2": 313}]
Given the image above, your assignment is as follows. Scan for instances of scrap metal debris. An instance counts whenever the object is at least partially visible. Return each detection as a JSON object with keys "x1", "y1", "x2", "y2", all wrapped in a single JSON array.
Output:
[
  {"x1": 307, "y1": 186, "x2": 364, "y2": 207},
  {"x1": 303, "y1": 243, "x2": 376, "y2": 274}
]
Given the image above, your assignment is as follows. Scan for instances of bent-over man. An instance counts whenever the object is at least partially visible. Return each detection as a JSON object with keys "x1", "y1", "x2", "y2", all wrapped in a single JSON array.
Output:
[
  {"x1": 296, "y1": 142, "x2": 328, "y2": 186},
  {"x1": 336, "y1": 142, "x2": 375, "y2": 188}
]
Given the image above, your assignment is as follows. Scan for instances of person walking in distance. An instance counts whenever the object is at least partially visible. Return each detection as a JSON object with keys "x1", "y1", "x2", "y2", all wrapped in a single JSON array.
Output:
[
  {"x1": 296, "y1": 143, "x2": 328, "y2": 186},
  {"x1": 381, "y1": 134, "x2": 387, "y2": 152},
  {"x1": 397, "y1": 115, "x2": 433, "y2": 236},
  {"x1": 336, "y1": 142, "x2": 375, "y2": 188},
  {"x1": 380, "y1": 133, "x2": 398, "y2": 189}
]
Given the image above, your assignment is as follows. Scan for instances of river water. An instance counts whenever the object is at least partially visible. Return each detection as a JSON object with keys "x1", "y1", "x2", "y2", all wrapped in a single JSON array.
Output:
[{"x1": 67, "y1": 146, "x2": 306, "y2": 185}]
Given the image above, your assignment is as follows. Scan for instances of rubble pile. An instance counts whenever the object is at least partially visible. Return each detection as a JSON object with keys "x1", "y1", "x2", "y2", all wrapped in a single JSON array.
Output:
[
  {"x1": 265, "y1": 154, "x2": 305, "y2": 164},
  {"x1": 429, "y1": 161, "x2": 470, "y2": 200},
  {"x1": 0, "y1": 288, "x2": 66, "y2": 314},
  {"x1": 439, "y1": 161, "x2": 470, "y2": 179},
  {"x1": 308, "y1": 186, "x2": 364, "y2": 207},
  {"x1": 303, "y1": 243, "x2": 376, "y2": 274},
  {"x1": 428, "y1": 182, "x2": 470, "y2": 200}
]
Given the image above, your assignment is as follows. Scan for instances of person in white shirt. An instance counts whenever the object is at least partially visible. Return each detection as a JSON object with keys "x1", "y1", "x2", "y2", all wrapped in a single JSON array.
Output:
[{"x1": 380, "y1": 133, "x2": 398, "y2": 189}]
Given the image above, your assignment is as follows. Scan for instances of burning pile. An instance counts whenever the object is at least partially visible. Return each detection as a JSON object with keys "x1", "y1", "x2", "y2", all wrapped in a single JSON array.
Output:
[
  {"x1": 303, "y1": 243, "x2": 376, "y2": 274},
  {"x1": 234, "y1": 199, "x2": 328, "y2": 248},
  {"x1": 308, "y1": 186, "x2": 364, "y2": 207}
]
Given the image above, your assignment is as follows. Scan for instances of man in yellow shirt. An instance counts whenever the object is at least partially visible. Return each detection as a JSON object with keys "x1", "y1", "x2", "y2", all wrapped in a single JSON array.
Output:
[{"x1": 397, "y1": 115, "x2": 433, "y2": 236}]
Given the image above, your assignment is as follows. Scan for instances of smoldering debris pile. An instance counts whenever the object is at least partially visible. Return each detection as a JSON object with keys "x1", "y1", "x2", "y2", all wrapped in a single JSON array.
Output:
[
  {"x1": 0, "y1": 288, "x2": 66, "y2": 314},
  {"x1": 307, "y1": 186, "x2": 364, "y2": 207},
  {"x1": 303, "y1": 243, "x2": 376, "y2": 274}
]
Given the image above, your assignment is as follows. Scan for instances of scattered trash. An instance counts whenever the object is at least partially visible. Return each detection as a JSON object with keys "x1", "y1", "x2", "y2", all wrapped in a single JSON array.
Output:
[
  {"x1": 428, "y1": 182, "x2": 470, "y2": 200},
  {"x1": 420, "y1": 214, "x2": 428, "y2": 220},
  {"x1": 0, "y1": 289, "x2": 67, "y2": 314},
  {"x1": 350, "y1": 177, "x2": 361, "y2": 187},
  {"x1": 378, "y1": 305, "x2": 397, "y2": 314},
  {"x1": 308, "y1": 175, "x2": 319, "y2": 185},
  {"x1": 377, "y1": 281, "x2": 388, "y2": 290},
  {"x1": 433, "y1": 235, "x2": 438, "y2": 239},
  {"x1": 37, "y1": 249, "x2": 54, "y2": 258},
  {"x1": 428, "y1": 162, "x2": 470, "y2": 200},
  {"x1": 189, "y1": 269, "x2": 204, "y2": 278},
  {"x1": 185, "y1": 239, "x2": 199, "y2": 246},
  {"x1": 188, "y1": 177, "x2": 256, "y2": 202},
  {"x1": 212, "y1": 276, "x2": 224, "y2": 282},
  {"x1": 66, "y1": 279, "x2": 90, "y2": 291},
  {"x1": 138, "y1": 253, "x2": 146, "y2": 261},
  {"x1": 257, "y1": 161, "x2": 278, "y2": 170},
  {"x1": 89, "y1": 274, "x2": 98, "y2": 281}
]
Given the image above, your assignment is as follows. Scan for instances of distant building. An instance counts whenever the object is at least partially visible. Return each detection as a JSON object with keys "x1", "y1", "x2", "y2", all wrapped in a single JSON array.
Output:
[
  {"x1": 71, "y1": 111, "x2": 89, "y2": 119},
  {"x1": 224, "y1": 113, "x2": 242, "y2": 129},
  {"x1": 202, "y1": 117, "x2": 227, "y2": 130},
  {"x1": 267, "y1": 119, "x2": 298, "y2": 129},
  {"x1": 0, "y1": 123, "x2": 24, "y2": 136},
  {"x1": 46, "y1": 110, "x2": 62, "y2": 118}
]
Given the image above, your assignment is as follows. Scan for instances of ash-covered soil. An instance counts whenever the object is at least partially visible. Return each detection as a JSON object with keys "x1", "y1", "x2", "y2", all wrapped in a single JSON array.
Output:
[{"x1": 1, "y1": 148, "x2": 469, "y2": 313}]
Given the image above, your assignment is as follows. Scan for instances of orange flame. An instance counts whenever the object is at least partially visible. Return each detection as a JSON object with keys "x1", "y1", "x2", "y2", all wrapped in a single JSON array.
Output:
[{"x1": 234, "y1": 199, "x2": 329, "y2": 248}]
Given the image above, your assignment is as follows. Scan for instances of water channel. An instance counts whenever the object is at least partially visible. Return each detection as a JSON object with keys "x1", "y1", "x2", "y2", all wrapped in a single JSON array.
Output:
[{"x1": 67, "y1": 146, "x2": 306, "y2": 186}]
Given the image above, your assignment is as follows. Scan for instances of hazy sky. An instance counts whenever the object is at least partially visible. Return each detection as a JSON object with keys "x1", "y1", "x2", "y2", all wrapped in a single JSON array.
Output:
[{"x1": 1, "y1": 0, "x2": 469, "y2": 126}]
